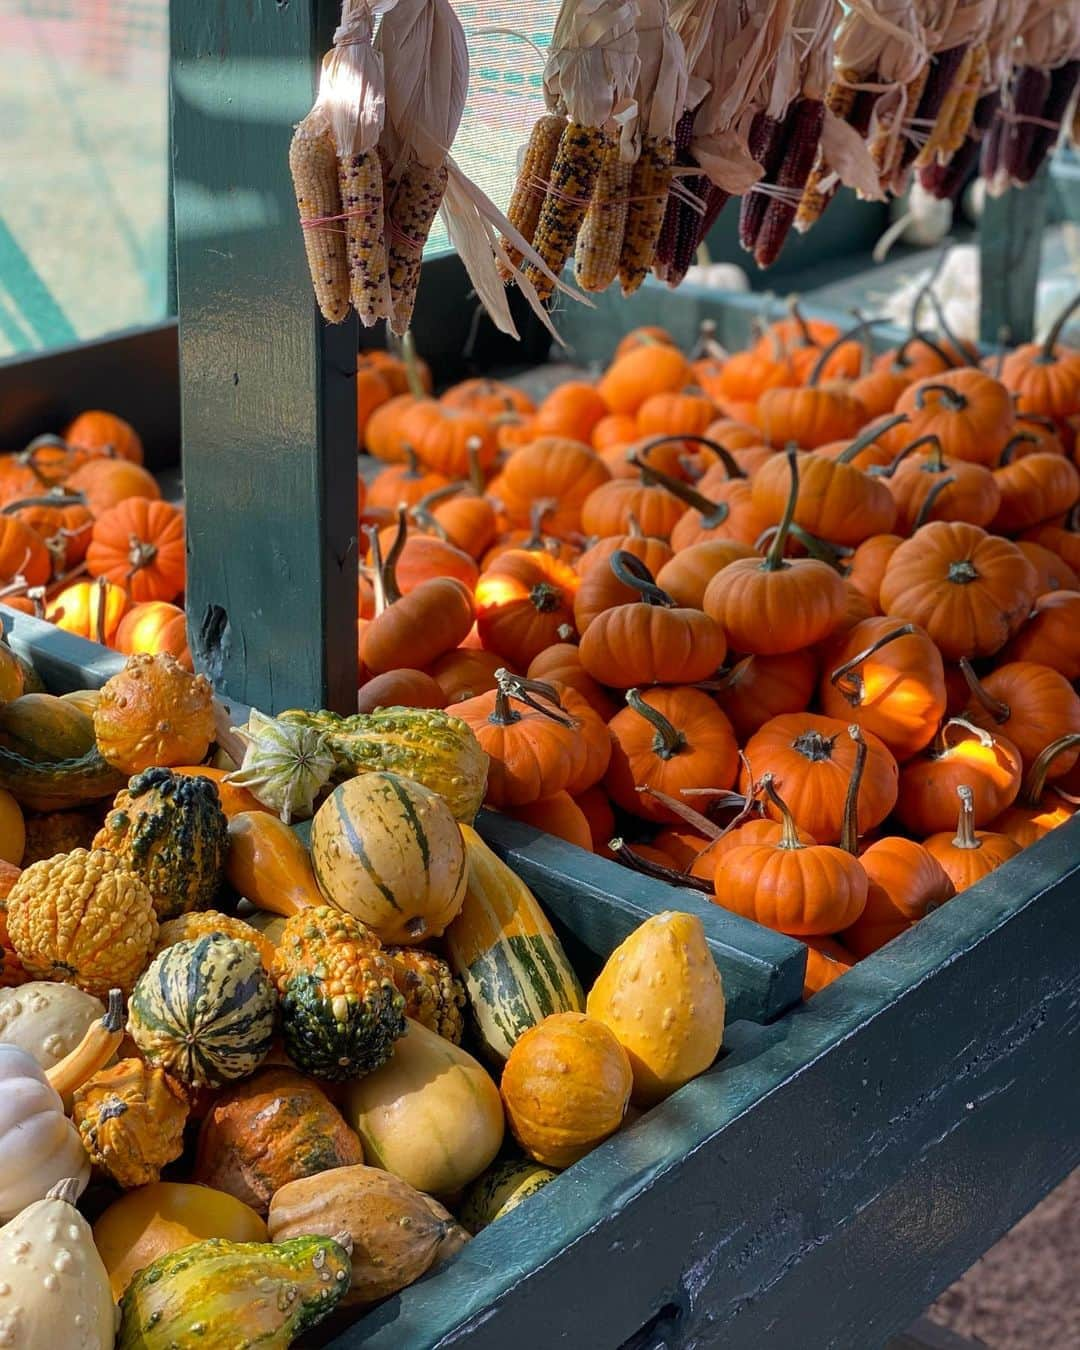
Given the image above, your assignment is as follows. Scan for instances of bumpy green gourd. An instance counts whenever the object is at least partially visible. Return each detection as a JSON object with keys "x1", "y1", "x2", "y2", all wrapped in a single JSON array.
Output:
[
  {"x1": 116, "y1": 1233, "x2": 352, "y2": 1348},
  {"x1": 278, "y1": 705, "x2": 489, "y2": 821},
  {"x1": 271, "y1": 907, "x2": 406, "y2": 1082},
  {"x1": 228, "y1": 708, "x2": 336, "y2": 823},
  {"x1": 93, "y1": 767, "x2": 229, "y2": 919},
  {"x1": 128, "y1": 935, "x2": 275, "y2": 1087}
]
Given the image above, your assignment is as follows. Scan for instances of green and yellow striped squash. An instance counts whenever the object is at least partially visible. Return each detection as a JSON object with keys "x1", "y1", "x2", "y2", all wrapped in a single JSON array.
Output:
[
  {"x1": 117, "y1": 1233, "x2": 351, "y2": 1348},
  {"x1": 445, "y1": 825, "x2": 584, "y2": 1062},
  {"x1": 458, "y1": 1159, "x2": 559, "y2": 1234},
  {"x1": 128, "y1": 934, "x2": 275, "y2": 1088},
  {"x1": 279, "y1": 705, "x2": 489, "y2": 822},
  {"x1": 310, "y1": 772, "x2": 467, "y2": 946}
]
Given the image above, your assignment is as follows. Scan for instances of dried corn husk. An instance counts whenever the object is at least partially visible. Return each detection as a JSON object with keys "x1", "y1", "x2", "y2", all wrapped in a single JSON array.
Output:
[{"x1": 543, "y1": 0, "x2": 641, "y2": 131}]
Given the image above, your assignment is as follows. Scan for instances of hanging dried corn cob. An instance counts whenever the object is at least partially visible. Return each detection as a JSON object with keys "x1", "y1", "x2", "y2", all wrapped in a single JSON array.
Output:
[
  {"x1": 575, "y1": 140, "x2": 632, "y2": 292},
  {"x1": 289, "y1": 107, "x2": 351, "y2": 324},
  {"x1": 652, "y1": 106, "x2": 696, "y2": 283},
  {"x1": 501, "y1": 113, "x2": 569, "y2": 275},
  {"x1": 615, "y1": 0, "x2": 687, "y2": 295},
  {"x1": 935, "y1": 43, "x2": 987, "y2": 160},
  {"x1": 915, "y1": 45, "x2": 978, "y2": 168},
  {"x1": 518, "y1": 0, "x2": 639, "y2": 303},
  {"x1": 753, "y1": 96, "x2": 827, "y2": 267},
  {"x1": 375, "y1": 0, "x2": 468, "y2": 334}
]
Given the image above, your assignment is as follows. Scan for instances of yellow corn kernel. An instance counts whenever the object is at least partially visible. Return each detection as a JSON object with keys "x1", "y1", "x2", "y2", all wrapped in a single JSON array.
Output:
[
  {"x1": 500, "y1": 113, "x2": 569, "y2": 277},
  {"x1": 916, "y1": 47, "x2": 976, "y2": 168},
  {"x1": 523, "y1": 122, "x2": 609, "y2": 302},
  {"x1": 289, "y1": 109, "x2": 349, "y2": 324},
  {"x1": 386, "y1": 157, "x2": 449, "y2": 337},
  {"x1": 339, "y1": 149, "x2": 389, "y2": 326},
  {"x1": 575, "y1": 142, "x2": 631, "y2": 293},
  {"x1": 619, "y1": 133, "x2": 675, "y2": 296},
  {"x1": 939, "y1": 44, "x2": 985, "y2": 159}
]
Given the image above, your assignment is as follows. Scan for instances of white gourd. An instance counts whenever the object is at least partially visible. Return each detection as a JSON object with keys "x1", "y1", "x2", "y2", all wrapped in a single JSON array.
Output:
[
  {"x1": 0, "y1": 1177, "x2": 116, "y2": 1349},
  {"x1": 0, "y1": 1045, "x2": 89, "y2": 1222},
  {"x1": 0, "y1": 983, "x2": 105, "y2": 1071}
]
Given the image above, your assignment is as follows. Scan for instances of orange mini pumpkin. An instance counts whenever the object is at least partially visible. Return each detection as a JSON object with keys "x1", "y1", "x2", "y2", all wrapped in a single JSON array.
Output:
[
  {"x1": 1002, "y1": 589, "x2": 1080, "y2": 680},
  {"x1": 114, "y1": 602, "x2": 192, "y2": 670},
  {"x1": 87, "y1": 498, "x2": 186, "y2": 604},
  {"x1": 598, "y1": 345, "x2": 692, "y2": 416},
  {"x1": 841, "y1": 837, "x2": 955, "y2": 958},
  {"x1": 64, "y1": 410, "x2": 144, "y2": 465},
  {"x1": 894, "y1": 369, "x2": 1015, "y2": 467},
  {"x1": 960, "y1": 658, "x2": 1080, "y2": 778},
  {"x1": 65, "y1": 458, "x2": 162, "y2": 515},
  {"x1": 923, "y1": 785, "x2": 1022, "y2": 894},
  {"x1": 0, "y1": 515, "x2": 52, "y2": 588},
  {"x1": 395, "y1": 401, "x2": 498, "y2": 478},
  {"x1": 497, "y1": 437, "x2": 612, "y2": 541},
  {"x1": 475, "y1": 549, "x2": 579, "y2": 668},
  {"x1": 578, "y1": 551, "x2": 726, "y2": 689},
  {"x1": 47, "y1": 577, "x2": 131, "y2": 644},
  {"x1": 712, "y1": 774, "x2": 868, "y2": 936},
  {"x1": 893, "y1": 717, "x2": 1023, "y2": 835}
]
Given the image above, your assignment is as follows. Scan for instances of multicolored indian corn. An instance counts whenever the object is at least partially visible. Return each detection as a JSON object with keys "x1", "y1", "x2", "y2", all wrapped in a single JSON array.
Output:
[
  {"x1": 524, "y1": 121, "x2": 609, "y2": 302},
  {"x1": 575, "y1": 141, "x2": 631, "y2": 293},
  {"x1": 619, "y1": 133, "x2": 675, "y2": 295},
  {"x1": 289, "y1": 110, "x2": 350, "y2": 324},
  {"x1": 339, "y1": 148, "x2": 389, "y2": 326},
  {"x1": 386, "y1": 156, "x2": 450, "y2": 337},
  {"x1": 500, "y1": 113, "x2": 568, "y2": 276}
]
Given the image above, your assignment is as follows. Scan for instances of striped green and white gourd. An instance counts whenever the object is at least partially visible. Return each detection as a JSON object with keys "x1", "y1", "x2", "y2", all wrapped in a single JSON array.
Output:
[
  {"x1": 459, "y1": 1159, "x2": 559, "y2": 1234},
  {"x1": 128, "y1": 934, "x2": 275, "y2": 1087},
  {"x1": 445, "y1": 826, "x2": 584, "y2": 1062}
]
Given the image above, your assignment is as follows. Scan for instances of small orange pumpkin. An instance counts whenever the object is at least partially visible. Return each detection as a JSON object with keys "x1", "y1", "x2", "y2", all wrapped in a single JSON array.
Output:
[{"x1": 923, "y1": 785, "x2": 1022, "y2": 893}]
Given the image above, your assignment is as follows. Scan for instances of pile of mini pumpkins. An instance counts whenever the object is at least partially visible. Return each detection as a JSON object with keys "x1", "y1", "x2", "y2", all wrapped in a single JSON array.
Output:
[
  {"x1": 0, "y1": 412, "x2": 189, "y2": 668},
  {"x1": 354, "y1": 298, "x2": 1080, "y2": 995},
  {"x1": 0, "y1": 643, "x2": 725, "y2": 1348}
]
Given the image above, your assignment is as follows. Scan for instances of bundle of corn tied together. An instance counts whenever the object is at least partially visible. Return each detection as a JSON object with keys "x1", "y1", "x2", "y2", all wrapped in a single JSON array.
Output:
[
  {"x1": 654, "y1": 0, "x2": 796, "y2": 285},
  {"x1": 289, "y1": 0, "x2": 393, "y2": 325},
  {"x1": 575, "y1": 0, "x2": 688, "y2": 295},
  {"x1": 502, "y1": 0, "x2": 640, "y2": 302},
  {"x1": 980, "y1": 0, "x2": 1080, "y2": 195},
  {"x1": 292, "y1": 0, "x2": 581, "y2": 340},
  {"x1": 738, "y1": 0, "x2": 848, "y2": 267}
]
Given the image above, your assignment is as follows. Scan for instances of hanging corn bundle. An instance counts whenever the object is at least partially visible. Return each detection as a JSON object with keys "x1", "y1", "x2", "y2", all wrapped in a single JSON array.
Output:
[
  {"x1": 615, "y1": 0, "x2": 688, "y2": 295},
  {"x1": 981, "y1": 0, "x2": 1080, "y2": 196},
  {"x1": 795, "y1": 0, "x2": 926, "y2": 233},
  {"x1": 739, "y1": 0, "x2": 844, "y2": 268},
  {"x1": 514, "y1": 0, "x2": 640, "y2": 302},
  {"x1": 289, "y1": 0, "x2": 392, "y2": 325},
  {"x1": 656, "y1": 0, "x2": 795, "y2": 286}
]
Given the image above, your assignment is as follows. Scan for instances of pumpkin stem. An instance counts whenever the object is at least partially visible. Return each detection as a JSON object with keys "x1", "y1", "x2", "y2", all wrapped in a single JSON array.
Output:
[
  {"x1": 951, "y1": 784, "x2": 980, "y2": 849},
  {"x1": 125, "y1": 533, "x2": 158, "y2": 591},
  {"x1": 839, "y1": 724, "x2": 868, "y2": 855},
  {"x1": 760, "y1": 773, "x2": 804, "y2": 850},
  {"x1": 1038, "y1": 291, "x2": 1080, "y2": 363},
  {"x1": 644, "y1": 435, "x2": 747, "y2": 482},
  {"x1": 851, "y1": 306, "x2": 874, "y2": 376},
  {"x1": 634, "y1": 784, "x2": 724, "y2": 837},
  {"x1": 914, "y1": 381, "x2": 967, "y2": 413},
  {"x1": 807, "y1": 315, "x2": 887, "y2": 387},
  {"x1": 400, "y1": 330, "x2": 428, "y2": 400},
  {"x1": 494, "y1": 668, "x2": 577, "y2": 727},
  {"x1": 786, "y1": 296, "x2": 815, "y2": 347},
  {"x1": 692, "y1": 318, "x2": 728, "y2": 363},
  {"x1": 694, "y1": 655, "x2": 751, "y2": 694},
  {"x1": 997, "y1": 432, "x2": 1039, "y2": 466},
  {"x1": 44, "y1": 1178, "x2": 84, "y2": 1206},
  {"x1": 524, "y1": 499, "x2": 557, "y2": 550},
  {"x1": 830, "y1": 623, "x2": 917, "y2": 705},
  {"x1": 681, "y1": 786, "x2": 763, "y2": 834},
  {"x1": 909, "y1": 251, "x2": 947, "y2": 335},
  {"x1": 788, "y1": 523, "x2": 853, "y2": 568},
  {"x1": 93, "y1": 575, "x2": 108, "y2": 645},
  {"x1": 871, "y1": 433, "x2": 945, "y2": 479},
  {"x1": 893, "y1": 330, "x2": 956, "y2": 372},
  {"x1": 958, "y1": 657, "x2": 1010, "y2": 724},
  {"x1": 102, "y1": 987, "x2": 124, "y2": 1032},
  {"x1": 911, "y1": 474, "x2": 956, "y2": 531},
  {"x1": 935, "y1": 716, "x2": 996, "y2": 757},
  {"x1": 792, "y1": 729, "x2": 839, "y2": 763},
  {"x1": 409, "y1": 501, "x2": 452, "y2": 543},
  {"x1": 835, "y1": 413, "x2": 909, "y2": 465},
  {"x1": 625, "y1": 688, "x2": 686, "y2": 759},
  {"x1": 608, "y1": 837, "x2": 714, "y2": 892},
  {"x1": 1019, "y1": 733, "x2": 1080, "y2": 807},
  {"x1": 762, "y1": 448, "x2": 800, "y2": 572},
  {"x1": 631, "y1": 447, "x2": 733, "y2": 531},
  {"x1": 609, "y1": 551, "x2": 677, "y2": 607},
  {"x1": 364, "y1": 513, "x2": 404, "y2": 613},
  {"x1": 1, "y1": 489, "x2": 86, "y2": 516},
  {"x1": 922, "y1": 286, "x2": 975, "y2": 366},
  {"x1": 465, "y1": 437, "x2": 487, "y2": 494},
  {"x1": 626, "y1": 512, "x2": 644, "y2": 539},
  {"x1": 1017, "y1": 411, "x2": 1061, "y2": 435},
  {"x1": 18, "y1": 435, "x2": 70, "y2": 485},
  {"x1": 400, "y1": 443, "x2": 421, "y2": 477}
]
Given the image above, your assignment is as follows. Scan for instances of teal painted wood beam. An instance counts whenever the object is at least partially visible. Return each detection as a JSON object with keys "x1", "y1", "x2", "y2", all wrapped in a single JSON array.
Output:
[
  {"x1": 979, "y1": 169, "x2": 1049, "y2": 345},
  {"x1": 170, "y1": 0, "x2": 358, "y2": 711}
]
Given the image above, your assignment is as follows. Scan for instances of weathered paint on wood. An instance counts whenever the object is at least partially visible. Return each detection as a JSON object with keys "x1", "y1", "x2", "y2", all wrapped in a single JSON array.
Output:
[
  {"x1": 334, "y1": 818, "x2": 1080, "y2": 1349},
  {"x1": 170, "y1": 0, "x2": 358, "y2": 711},
  {"x1": 478, "y1": 810, "x2": 806, "y2": 1026},
  {"x1": 979, "y1": 171, "x2": 1049, "y2": 346}
]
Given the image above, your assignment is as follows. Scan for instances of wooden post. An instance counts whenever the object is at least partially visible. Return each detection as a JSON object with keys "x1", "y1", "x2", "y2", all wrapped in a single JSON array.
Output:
[
  {"x1": 171, "y1": 0, "x2": 358, "y2": 713},
  {"x1": 978, "y1": 168, "x2": 1049, "y2": 346}
]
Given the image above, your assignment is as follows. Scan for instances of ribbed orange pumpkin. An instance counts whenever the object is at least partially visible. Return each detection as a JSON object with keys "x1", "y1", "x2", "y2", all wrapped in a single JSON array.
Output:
[
  {"x1": 991, "y1": 452, "x2": 1080, "y2": 534},
  {"x1": 893, "y1": 718, "x2": 1023, "y2": 835},
  {"x1": 395, "y1": 401, "x2": 498, "y2": 478},
  {"x1": 655, "y1": 538, "x2": 757, "y2": 610},
  {"x1": 47, "y1": 577, "x2": 131, "y2": 644},
  {"x1": 1002, "y1": 590, "x2": 1080, "y2": 679},
  {"x1": 882, "y1": 436, "x2": 1002, "y2": 533},
  {"x1": 64, "y1": 410, "x2": 145, "y2": 464},
  {"x1": 87, "y1": 498, "x2": 186, "y2": 603},
  {"x1": 841, "y1": 837, "x2": 955, "y2": 958},
  {"x1": 65, "y1": 458, "x2": 162, "y2": 515},
  {"x1": 923, "y1": 785, "x2": 1022, "y2": 894},
  {"x1": 0, "y1": 515, "x2": 51, "y2": 587},
  {"x1": 475, "y1": 550, "x2": 579, "y2": 668},
  {"x1": 573, "y1": 533, "x2": 674, "y2": 633},
  {"x1": 894, "y1": 370, "x2": 1015, "y2": 467},
  {"x1": 713, "y1": 649, "x2": 818, "y2": 742},
  {"x1": 598, "y1": 345, "x2": 692, "y2": 416},
  {"x1": 526, "y1": 643, "x2": 618, "y2": 721},
  {"x1": 960, "y1": 658, "x2": 1080, "y2": 777},
  {"x1": 498, "y1": 437, "x2": 612, "y2": 541},
  {"x1": 114, "y1": 602, "x2": 192, "y2": 669}
]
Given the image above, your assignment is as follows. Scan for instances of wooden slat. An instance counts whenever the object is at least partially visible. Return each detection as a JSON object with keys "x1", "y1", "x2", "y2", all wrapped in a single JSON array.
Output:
[
  {"x1": 170, "y1": 0, "x2": 358, "y2": 711},
  {"x1": 478, "y1": 810, "x2": 806, "y2": 1026}
]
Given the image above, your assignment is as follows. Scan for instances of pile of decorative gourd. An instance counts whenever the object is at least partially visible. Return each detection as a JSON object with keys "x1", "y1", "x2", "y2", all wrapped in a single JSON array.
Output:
[
  {"x1": 354, "y1": 296, "x2": 1080, "y2": 996},
  {"x1": 0, "y1": 645, "x2": 726, "y2": 1348},
  {"x1": 0, "y1": 412, "x2": 189, "y2": 668}
]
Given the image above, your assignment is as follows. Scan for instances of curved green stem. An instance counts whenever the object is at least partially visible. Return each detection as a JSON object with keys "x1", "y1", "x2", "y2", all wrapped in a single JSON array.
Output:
[
  {"x1": 626, "y1": 688, "x2": 686, "y2": 759},
  {"x1": 610, "y1": 551, "x2": 678, "y2": 607},
  {"x1": 1038, "y1": 292, "x2": 1080, "y2": 362},
  {"x1": 839, "y1": 724, "x2": 868, "y2": 855},
  {"x1": 836, "y1": 412, "x2": 909, "y2": 464}
]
